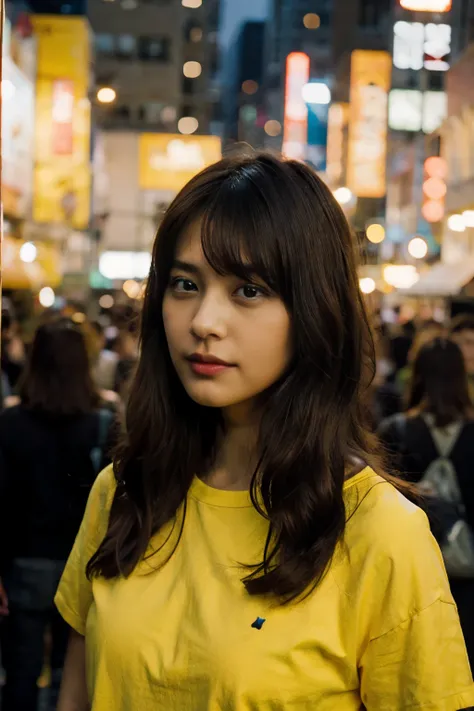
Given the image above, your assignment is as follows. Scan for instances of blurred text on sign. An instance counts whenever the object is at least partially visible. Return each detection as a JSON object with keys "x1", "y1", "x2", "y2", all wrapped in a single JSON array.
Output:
[
  {"x1": 347, "y1": 50, "x2": 391, "y2": 199},
  {"x1": 32, "y1": 16, "x2": 91, "y2": 230},
  {"x1": 139, "y1": 134, "x2": 222, "y2": 192}
]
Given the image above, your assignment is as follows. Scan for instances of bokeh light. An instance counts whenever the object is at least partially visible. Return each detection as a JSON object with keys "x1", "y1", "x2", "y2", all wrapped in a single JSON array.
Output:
[
  {"x1": 39, "y1": 287, "x2": 55, "y2": 308},
  {"x1": 359, "y1": 277, "x2": 376, "y2": 295},
  {"x1": 99, "y1": 294, "x2": 115, "y2": 309},
  {"x1": 178, "y1": 116, "x2": 199, "y2": 134},
  {"x1": 183, "y1": 61, "x2": 202, "y2": 78},
  {"x1": 97, "y1": 87, "x2": 116, "y2": 104},
  {"x1": 366, "y1": 224, "x2": 386, "y2": 244},
  {"x1": 20, "y1": 242, "x2": 37, "y2": 263},
  {"x1": 303, "y1": 13, "x2": 321, "y2": 29},
  {"x1": 264, "y1": 119, "x2": 282, "y2": 137},
  {"x1": 333, "y1": 187, "x2": 353, "y2": 205},
  {"x1": 242, "y1": 80, "x2": 259, "y2": 95},
  {"x1": 448, "y1": 214, "x2": 466, "y2": 232},
  {"x1": 408, "y1": 237, "x2": 428, "y2": 259}
]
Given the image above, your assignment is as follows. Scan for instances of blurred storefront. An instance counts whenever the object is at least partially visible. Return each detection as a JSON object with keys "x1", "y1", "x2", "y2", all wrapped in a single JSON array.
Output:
[{"x1": 93, "y1": 131, "x2": 221, "y2": 260}]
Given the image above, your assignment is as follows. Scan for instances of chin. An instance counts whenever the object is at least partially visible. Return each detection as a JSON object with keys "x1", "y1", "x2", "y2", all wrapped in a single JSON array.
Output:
[{"x1": 183, "y1": 381, "x2": 248, "y2": 409}]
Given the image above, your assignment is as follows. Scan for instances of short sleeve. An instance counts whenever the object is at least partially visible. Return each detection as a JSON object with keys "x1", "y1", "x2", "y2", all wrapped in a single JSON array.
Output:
[
  {"x1": 360, "y1": 598, "x2": 474, "y2": 710},
  {"x1": 55, "y1": 465, "x2": 117, "y2": 635},
  {"x1": 351, "y1": 483, "x2": 474, "y2": 710}
]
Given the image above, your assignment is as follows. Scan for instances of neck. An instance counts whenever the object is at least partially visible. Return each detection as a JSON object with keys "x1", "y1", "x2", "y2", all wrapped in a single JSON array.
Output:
[{"x1": 204, "y1": 402, "x2": 260, "y2": 491}]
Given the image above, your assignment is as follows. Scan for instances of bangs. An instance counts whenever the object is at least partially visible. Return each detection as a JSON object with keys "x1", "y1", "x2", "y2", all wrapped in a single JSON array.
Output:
[{"x1": 197, "y1": 177, "x2": 287, "y2": 295}]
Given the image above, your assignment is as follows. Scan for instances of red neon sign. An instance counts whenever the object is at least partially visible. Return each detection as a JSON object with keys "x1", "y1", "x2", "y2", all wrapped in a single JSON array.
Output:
[{"x1": 282, "y1": 52, "x2": 310, "y2": 161}]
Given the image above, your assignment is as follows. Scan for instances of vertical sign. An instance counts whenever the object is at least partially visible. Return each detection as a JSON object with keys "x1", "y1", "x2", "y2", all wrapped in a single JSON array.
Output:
[
  {"x1": 32, "y1": 16, "x2": 91, "y2": 229},
  {"x1": 326, "y1": 103, "x2": 349, "y2": 185},
  {"x1": 347, "y1": 50, "x2": 391, "y2": 199},
  {"x1": 282, "y1": 52, "x2": 310, "y2": 161},
  {"x1": 306, "y1": 103, "x2": 329, "y2": 173}
]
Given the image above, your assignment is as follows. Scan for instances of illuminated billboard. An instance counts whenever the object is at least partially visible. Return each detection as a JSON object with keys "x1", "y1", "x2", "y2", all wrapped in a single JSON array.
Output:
[
  {"x1": 393, "y1": 22, "x2": 451, "y2": 72},
  {"x1": 388, "y1": 90, "x2": 447, "y2": 133},
  {"x1": 139, "y1": 134, "x2": 222, "y2": 192},
  {"x1": 400, "y1": 0, "x2": 451, "y2": 10},
  {"x1": 2, "y1": 56, "x2": 35, "y2": 219},
  {"x1": 282, "y1": 52, "x2": 310, "y2": 161},
  {"x1": 32, "y1": 16, "x2": 91, "y2": 230},
  {"x1": 347, "y1": 50, "x2": 391, "y2": 199},
  {"x1": 326, "y1": 103, "x2": 349, "y2": 184}
]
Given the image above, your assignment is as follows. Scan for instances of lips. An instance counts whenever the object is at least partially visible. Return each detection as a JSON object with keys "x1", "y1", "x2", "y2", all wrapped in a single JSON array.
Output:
[{"x1": 186, "y1": 353, "x2": 235, "y2": 376}]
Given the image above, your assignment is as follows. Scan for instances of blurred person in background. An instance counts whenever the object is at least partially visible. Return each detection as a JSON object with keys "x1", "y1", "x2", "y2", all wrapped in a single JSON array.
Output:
[
  {"x1": 378, "y1": 337, "x2": 474, "y2": 664},
  {"x1": 114, "y1": 320, "x2": 140, "y2": 397},
  {"x1": 389, "y1": 318, "x2": 415, "y2": 374},
  {"x1": 451, "y1": 314, "x2": 474, "y2": 401},
  {"x1": 55, "y1": 154, "x2": 473, "y2": 711},
  {"x1": 0, "y1": 318, "x2": 117, "y2": 711},
  {"x1": 1, "y1": 309, "x2": 26, "y2": 395},
  {"x1": 89, "y1": 320, "x2": 119, "y2": 392},
  {"x1": 395, "y1": 319, "x2": 446, "y2": 395}
]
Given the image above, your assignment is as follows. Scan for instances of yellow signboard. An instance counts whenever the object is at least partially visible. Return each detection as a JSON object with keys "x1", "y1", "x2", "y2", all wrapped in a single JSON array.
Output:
[
  {"x1": 326, "y1": 103, "x2": 349, "y2": 186},
  {"x1": 347, "y1": 50, "x2": 391, "y2": 199},
  {"x1": 139, "y1": 134, "x2": 222, "y2": 192},
  {"x1": 32, "y1": 16, "x2": 91, "y2": 229}
]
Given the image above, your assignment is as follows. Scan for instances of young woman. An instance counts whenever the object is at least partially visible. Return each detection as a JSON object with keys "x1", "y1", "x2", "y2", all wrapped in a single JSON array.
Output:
[
  {"x1": 379, "y1": 336, "x2": 474, "y2": 666},
  {"x1": 0, "y1": 318, "x2": 116, "y2": 711},
  {"x1": 56, "y1": 154, "x2": 474, "y2": 710}
]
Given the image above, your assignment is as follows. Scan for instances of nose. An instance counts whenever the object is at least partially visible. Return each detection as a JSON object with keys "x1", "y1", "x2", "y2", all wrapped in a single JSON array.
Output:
[{"x1": 190, "y1": 291, "x2": 228, "y2": 341}]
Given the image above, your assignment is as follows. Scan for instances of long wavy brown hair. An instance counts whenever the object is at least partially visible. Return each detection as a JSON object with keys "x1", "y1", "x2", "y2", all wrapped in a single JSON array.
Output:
[{"x1": 88, "y1": 153, "x2": 403, "y2": 600}]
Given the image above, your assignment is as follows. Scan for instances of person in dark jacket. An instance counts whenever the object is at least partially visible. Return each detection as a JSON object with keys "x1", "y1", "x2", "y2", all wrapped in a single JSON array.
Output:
[
  {"x1": 0, "y1": 318, "x2": 117, "y2": 711},
  {"x1": 378, "y1": 337, "x2": 474, "y2": 664}
]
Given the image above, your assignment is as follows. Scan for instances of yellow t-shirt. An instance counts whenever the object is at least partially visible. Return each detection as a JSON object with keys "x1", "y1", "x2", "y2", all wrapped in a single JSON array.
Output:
[{"x1": 55, "y1": 465, "x2": 474, "y2": 711}]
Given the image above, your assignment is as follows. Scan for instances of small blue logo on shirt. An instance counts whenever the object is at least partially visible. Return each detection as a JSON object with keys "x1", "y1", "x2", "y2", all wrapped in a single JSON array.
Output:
[{"x1": 251, "y1": 617, "x2": 266, "y2": 630}]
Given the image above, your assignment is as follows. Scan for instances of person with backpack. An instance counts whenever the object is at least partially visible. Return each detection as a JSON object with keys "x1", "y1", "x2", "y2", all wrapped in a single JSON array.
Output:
[
  {"x1": 378, "y1": 336, "x2": 474, "y2": 664},
  {"x1": 0, "y1": 318, "x2": 117, "y2": 711}
]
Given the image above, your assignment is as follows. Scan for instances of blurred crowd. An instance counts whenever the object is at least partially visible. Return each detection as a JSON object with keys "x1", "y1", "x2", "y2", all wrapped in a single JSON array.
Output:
[
  {"x1": 0, "y1": 303, "x2": 139, "y2": 710},
  {"x1": 0, "y1": 304, "x2": 474, "y2": 709}
]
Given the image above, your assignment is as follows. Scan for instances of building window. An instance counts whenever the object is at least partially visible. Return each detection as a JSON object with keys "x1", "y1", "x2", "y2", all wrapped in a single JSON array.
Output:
[
  {"x1": 358, "y1": 0, "x2": 389, "y2": 28},
  {"x1": 182, "y1": 77, "x2": 195, "y2": 95},
  {"x1": 138, "y1": 36, "x2": 170, "y2": 61},
  {"x1": 145, "y1": 102, "x2": 164, "y2": 123},
  {"x1": 428, "y1": 72, "x2": 444, "y2": 91},
  {"x1": 96, "y1": 33, "x2": 114, "y2": 55},
  {"x1": 185, "y1": 20, "x2": 202, "y2": 42},
  {"x1": 112, "y1": 105, "x2": 131, "y2": 119},
  {"x1": 116, "y1": 34, "x2": 136, "y2": 58}
]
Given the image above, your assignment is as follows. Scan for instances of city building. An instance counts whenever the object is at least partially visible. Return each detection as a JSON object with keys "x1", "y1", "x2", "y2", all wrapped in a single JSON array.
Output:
[
  {"x1": 222, "y1": 20, "x2": 265, "y2": 148},
  {"x1": 263, "y1": 0, "x2": 334, "y2": 149},
  {"x1": 90, "y1": 0, "x2": 221, "y2": 135}
]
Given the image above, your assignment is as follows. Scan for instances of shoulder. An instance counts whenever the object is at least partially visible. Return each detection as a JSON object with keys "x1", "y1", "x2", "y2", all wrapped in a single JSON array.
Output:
[
  {"x1": 89, "y1": 464, "x2": 117, "y2": 508},
  {"x1": 341, "y1": 469, "x2": 451, "y2": 636}
]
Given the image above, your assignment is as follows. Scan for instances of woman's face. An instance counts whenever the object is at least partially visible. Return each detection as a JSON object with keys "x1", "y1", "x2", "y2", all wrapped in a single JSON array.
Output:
[{"x1": 162, "y1": 224, "x2": 292, "y2": 415}]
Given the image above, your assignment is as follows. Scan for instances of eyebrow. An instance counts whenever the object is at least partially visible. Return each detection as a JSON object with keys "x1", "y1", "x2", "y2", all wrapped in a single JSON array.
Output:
[{"x1": 171, "y1": 260, "x2": 201, "y2": 275}]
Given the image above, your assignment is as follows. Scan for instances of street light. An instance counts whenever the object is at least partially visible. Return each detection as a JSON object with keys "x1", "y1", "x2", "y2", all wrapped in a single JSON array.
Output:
[
  {"x1": 333, "y1": 187, "x2": 353, "y2": 206},
  {"x1": 408, "y1": 237, "x2": 428, "y2": 259},
  {"x1": 97, "y1": 87, "x2": 116, "y2": 104}
]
